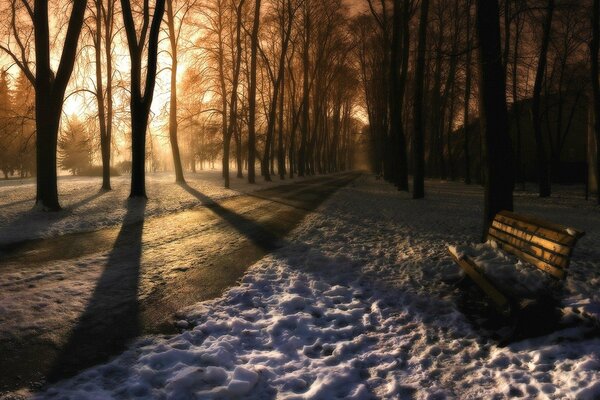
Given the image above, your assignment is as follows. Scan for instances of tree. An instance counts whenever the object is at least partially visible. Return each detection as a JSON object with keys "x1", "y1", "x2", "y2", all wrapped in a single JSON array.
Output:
[
  {"x1": 389, "y1": 0, "x2": 409, "y2": 191},
  {"x1": 58, "y1": 117, "x2": 92, "y2": 175},
  {"x1": 259, "y1": 0, "x2": 295, "y2": 181},
  {"x1": 298, "y1": 0, "x2": 310, "y2": 177},
  {"x1": 0, "y1": 69, "x2": 14, "y2": 179},
  {"x1": 531, "y1": 0, "x2": 554, "y2": 198},
  {"x1": 13, "y1": 71, "x2": 36, "y2": 178},
  {"x1": 121, "y1": 0, "x2": 167, "y2": 198},
  {"x1": 592, "y1": 0, "x2": 600, "y2": 204},
  {"x1": 412, "y1": 0, "x2": 429, "y2": 199},
  {"x1": 0, "y1": 0, "x2": 87, "y2": 210},
  {"x1": 223, "y1": 0, "x2": 245, "y2": 188},
  {"x1": 248, "y1": 0, "x2": 261, "y2": 183},
  {"x1": 475, "y1": 0, "x2": 514, "y2": 231},
  {"x1": 463, "y1": 0, "x2": 473, "y2": 185},
  {"x1": 165, "y1": 0, "x2": 193, "y2": 184},
  {"x1": 94, "y1": 0, "x2": 117, "y2": 191}
]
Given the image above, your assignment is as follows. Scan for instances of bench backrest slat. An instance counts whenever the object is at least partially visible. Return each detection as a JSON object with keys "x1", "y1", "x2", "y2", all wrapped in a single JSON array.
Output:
[{"x1": 486, "y1": 210, "x2": 584, "y2": 280}]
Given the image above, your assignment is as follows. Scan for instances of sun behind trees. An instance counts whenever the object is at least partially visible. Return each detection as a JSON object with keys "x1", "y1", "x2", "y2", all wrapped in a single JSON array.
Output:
[
  {"x1": 0, "y1": 0, "x2": 361, "y2": 208},
  {"x1": 0, "y1": 0, "x2": 598, "y2": 219}
]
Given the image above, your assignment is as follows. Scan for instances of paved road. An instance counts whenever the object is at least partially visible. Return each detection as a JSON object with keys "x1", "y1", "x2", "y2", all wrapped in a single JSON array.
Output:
[{"x1": 0, "y1": 172, "x2": 359, "y2": 396}]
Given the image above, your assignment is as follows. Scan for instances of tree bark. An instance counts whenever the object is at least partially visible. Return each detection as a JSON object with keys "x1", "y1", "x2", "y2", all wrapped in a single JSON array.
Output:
[
  {"x1": 121, "y1": 0, "x2": 166, "y2": 198},
  {"x1": 247, "y1": 0, "x2": 260, "y2": 184},
  {"x1": 531, "y1": 0, "x2": 554, "y2": 198},
  {"x1": 475, "y1": 0, "x2": 514, "y2": 233},
  {"x1": 215, "y1": 1, "x2": 228, "y2": 181},
  {"x1": 166, "y1": 0, "x2": 185, "y2": 183},
  {"x1": 412, "y1": 0, "x2": 429, "y2": 199},
  {"x1": 224, "y1": 0, "x2": 245, "y2": 188},
  {"x1": 512, "y1": 8, "x2": 524, "y2": 186},
  {"x1": 592, "y1": 0, "x2": 600, "y2": 204},
  {"x1": 463, "y1": 0, "x2": 473, "y2": 184},
  {"x1": 278, "y1": 48, "x2": 286, "y2": 180},
  {"x1": 298, "y1": 0, "x2": 310, "y2": 177},
  {"x1": 95, "y1": 0, "x2": 112, "y2": 191},
  {"x1": 389, "y1": 0, "x2": 409, "y2": 191},
  {"x1": 34, "y1": 0, "x2": 87, "y2": 210}
]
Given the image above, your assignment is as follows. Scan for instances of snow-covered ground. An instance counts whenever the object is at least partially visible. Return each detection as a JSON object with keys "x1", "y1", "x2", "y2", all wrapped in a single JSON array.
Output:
[
  {"x1": 32, "y1": 176, "x2": 600, "y2": 399},
  {"x1": 0, "y1": 171, "x2": 314, "y2": 246}
]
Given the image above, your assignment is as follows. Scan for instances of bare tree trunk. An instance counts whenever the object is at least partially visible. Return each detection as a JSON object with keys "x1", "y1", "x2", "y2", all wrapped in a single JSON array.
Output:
[
  {"x1": 463, "y1": 0, "x2": 473, "y2": 184},
  {"x1": 502, "y1": 0, "x2": 510, "y2": 75},
  {"x1": 413, "y1": 0, "x2": 429, "y2": 199},
  {"x1": 592, "y1": 0, "x2": 600, "y2": 204},
  {"x1": 278, "y1": 54, "x2": 286, "y2": 180},
  {"x1": 235, "y1": 120, "x2": 243, "y2": 178},
  {"x1": 95, "y1": 0, "x2": 112, "y2": 191},
  {"x1": 33, "y1": 0, "x2": 87, "y2": 210},
  {"x1": 512, "y1": 8, "x2": 524, "y2": 187},
  {"x1": 215, "y1": 2, "x2": 228, "y2": 180},
  {"x1": 531, "y1": 0, "x2": 554, "y2": 198},
  {"x1": 166, "y1": 0, "x2": 185, "y2": 183},
  {"x1": 389, "y1": 0, "x2": 409, "y2": 191},
  {"x1": 248, "y1": 0, "x2": 260, "y2": 183},
  {"x1": 224, "y1": 0, "x2": 246, "y2": 188},
  {"x1": 121, "y1": 0, "x2": 166, "y2": 198},
  {"x1": 299, "y1": 1, "x2": 310, "y2": 177},
  {"x1": 476, "y1": 0, "x2": 514, "y2": 233}
]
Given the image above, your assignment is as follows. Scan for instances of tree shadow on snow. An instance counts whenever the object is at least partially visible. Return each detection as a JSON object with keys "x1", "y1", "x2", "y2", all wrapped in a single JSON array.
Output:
[
  {"x1": 0, "y1": 190, "x2": 107, "y2": 254},
  {"x1": 46, "y1": 198, "x2": 146, "y2": 383},
  {"x1": 179, "y1": 182, "x2": 280, "y2": 251}
]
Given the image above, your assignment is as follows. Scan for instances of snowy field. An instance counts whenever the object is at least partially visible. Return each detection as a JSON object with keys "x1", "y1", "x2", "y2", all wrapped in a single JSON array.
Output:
[
  {"x1": 0, "y1": 171, "x2": 314, "y2": 246},
  {"x1": 32, "y1": 175, "x2": 600, "y2": 399}
]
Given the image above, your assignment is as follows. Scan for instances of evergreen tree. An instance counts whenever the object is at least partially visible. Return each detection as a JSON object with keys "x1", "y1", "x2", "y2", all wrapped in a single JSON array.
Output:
[
  {"x1": 14, "y1": 71, "x2": 36, "y2": 178},
  {"x1": 0, "y1": 70, "x2": 15, "y2": 178},
  {"x1": 58, "y1": 117, "x2": 92, "y2": 175}
]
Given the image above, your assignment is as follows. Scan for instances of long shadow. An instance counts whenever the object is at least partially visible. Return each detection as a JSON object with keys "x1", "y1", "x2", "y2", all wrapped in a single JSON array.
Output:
[
  {"x1": 179, "y1": 183, "x2": 280, "y2": 251},
  {"x1": 0, "y1": 191, "x2": 107, "y2": 254},
  {"x1": 2, "y1": 197, "x2": 36, "y2": 208},
  {"x1": 178, "y1": 173, "x2": 359, "y2": 249},
  {"x1": 46, "y1": 198, "x2": 146, "y2": 383}
]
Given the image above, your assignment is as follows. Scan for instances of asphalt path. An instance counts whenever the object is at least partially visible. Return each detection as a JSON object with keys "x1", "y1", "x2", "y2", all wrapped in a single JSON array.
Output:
[{"x1": 0, "y1": 172, "x2": 360, "y2": 396}]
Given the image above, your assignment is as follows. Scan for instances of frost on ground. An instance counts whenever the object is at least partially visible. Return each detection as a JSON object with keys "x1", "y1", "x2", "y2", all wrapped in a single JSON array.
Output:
[
  {"x1": 33, "y1": 176, "x2": 600, "y2": 399},
  {"x1": 0, "y1": 171, "x2": 313, "y2": 246}
]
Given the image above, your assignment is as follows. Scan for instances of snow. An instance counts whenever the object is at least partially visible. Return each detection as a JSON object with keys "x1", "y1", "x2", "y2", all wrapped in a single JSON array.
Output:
[
  {"x1": 0, "y1": 171, "x2": 315, "y2": 246},
  {"x1": 449, "y1": 241, "x2": 555, "y2": 298},
  {"x1": 12, "y1": 176, "x2": 600, "y2": 398}
]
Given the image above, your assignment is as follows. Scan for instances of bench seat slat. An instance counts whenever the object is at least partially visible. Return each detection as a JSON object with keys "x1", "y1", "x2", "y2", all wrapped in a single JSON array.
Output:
[
  {"x1": 495, "y1": 212, "x2": 577, "y2": 247},
  {"x1": 487, "y1": 235, "x2": 566, "y2": 279},
  {"x1": 491, "y1": 220, "x2": 572, "y2": 256},
  {"x1": 488, "y1": 227, "x2": 570, "y2": 268},
  {"x1": 498, "y1": 210, "x2": 585, "y2": 240}
]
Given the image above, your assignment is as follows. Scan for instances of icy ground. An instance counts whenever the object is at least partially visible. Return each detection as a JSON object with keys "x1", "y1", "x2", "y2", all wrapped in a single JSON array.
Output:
[
  {"x1": 0, "y1": 171, "x2": 314, "y2": 246},
  {"x1": 21, "y1": 176, "x2": 600, "y2": 398}
]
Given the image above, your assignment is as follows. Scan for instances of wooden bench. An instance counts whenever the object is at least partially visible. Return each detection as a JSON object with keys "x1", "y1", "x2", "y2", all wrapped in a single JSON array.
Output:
[{"x1": 449, "y1": 210, "x2": 585, "y2": 316}]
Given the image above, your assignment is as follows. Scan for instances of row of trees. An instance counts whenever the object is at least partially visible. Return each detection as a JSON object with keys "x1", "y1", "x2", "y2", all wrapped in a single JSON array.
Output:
[
  {"x1": 358, "y1": 0, "x2": 600, "y2": 209},
  {"x1": 174, "y1": 0, "x2": 360, "y2": 188},
  {"x1": 0, "y1": 0, "x2": 362, "y2": 210}
]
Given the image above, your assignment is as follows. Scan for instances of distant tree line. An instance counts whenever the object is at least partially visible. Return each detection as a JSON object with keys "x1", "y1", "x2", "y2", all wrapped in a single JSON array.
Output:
[
  {"x1": 355, "y1": 0, "x2": 600, "y2": 226},
  {"x1": 0, "y1": 0, "x2": 362, "y2": 211},
  {"x1": 1, "y1": 0, "x2": 599, "y2": 219},
  {"x1": 354, "y1": 0, "x2": 598, "y2": 203}
]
